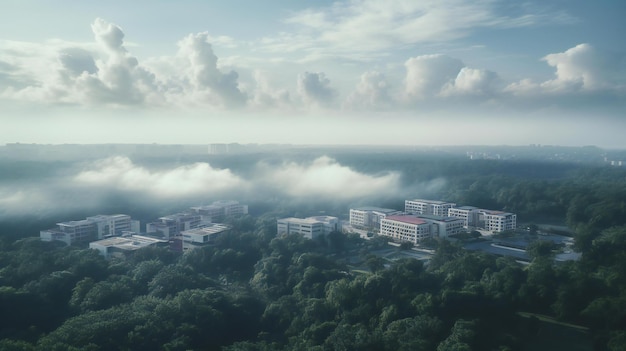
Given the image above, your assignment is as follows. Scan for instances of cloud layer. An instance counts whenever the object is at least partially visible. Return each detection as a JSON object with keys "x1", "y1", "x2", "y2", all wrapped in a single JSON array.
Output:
[
  {"x1": 0, "y1": 13, "x2": 623, "y2": 114},
  {"x1": 0, "y1": 155, "x2": 407, "y2": 218}
]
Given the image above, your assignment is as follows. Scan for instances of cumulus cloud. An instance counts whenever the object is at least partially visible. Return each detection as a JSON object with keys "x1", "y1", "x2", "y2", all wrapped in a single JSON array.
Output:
[
  {"x1": 175, "y1": 32, "x2": 247, "y2": 107},
  {"x1": 297, "y1": 72, "x2": 336, "y2": 106},
  {"x1": 75, "y1": 156, "x2": 247, "y2": 198},
  {"x1": 248, "y1": 70, "x2": 292, "y2": 109},
  {"x1": 344, "y1": 71, "x2": 391, "y2": 109},
  {"x1": 506, "y1": 43, "x2": 625, "y2": 95},
  {"x1": 441, "y1": 67, "x2": 499, "y2": 97},
  {"x1": 257, "y1": 156, "x2": 401, "y2": 199},
  {"x1": 404, "y1": 54, "x2": 464, "y2": 99}
]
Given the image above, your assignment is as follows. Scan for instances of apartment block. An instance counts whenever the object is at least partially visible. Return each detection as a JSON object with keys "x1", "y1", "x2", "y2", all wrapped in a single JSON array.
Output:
[
  {"x1": 189, "y1": 200, "x2": 248, "y2": 222},
  {"x1": 405, "y1": 199, "x2": 456, "y2": 217},
  {"x1": 479, "y1": 210, "x2": 517, "y2": 233},
  {"x1": 277, "y1": 216, "x2": 339, "y2": 240},
  {"x1": 89, "y1": 235, "x2": 168, "y2": 259},
  {"x1": 380, "y1": 215, "x2": 431, "y2": 244},
  {"x1": 180, "y1": 223, "x2": 231, "y2": 251},
  {"x1": 40, "y1": 214, "x2": 138, "y2": 245},
  {"x1": 349, "y1": 207, "x2": 403, "y2": 230},
  {"x1": 414, "y1": 214, "x2": 466, "y2": 238}
]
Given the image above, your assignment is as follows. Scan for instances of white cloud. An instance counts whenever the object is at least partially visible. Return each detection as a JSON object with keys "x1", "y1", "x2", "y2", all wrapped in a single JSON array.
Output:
[
  {"x1": 506, "y1": 44, "x2": 625, "y2": 95},
  {"x1": 257, "y1": 156, "x2": 401, "y2": 199},
  {"x1": 267, "y1": 0, "x2": 564, "y2": 61},
  {"x1": 297, "y1": 71, "x2": 336, "y2": 107},
  {"x1": 174, "y1": 32, "x2": 247, "y2": 107},
  {"x1": 75, "y1": 156, "x2": 247, "y2": 198},
  {"x1": 248, "y1": 70, "x2": 292, "y2": 110},
  {"x1": 404, "y1": 54, "x2": 464, "y2": 99},
  {"x1": 441, "y1": 67, "x2": 499, "y2": 97},
  {"x1": 344, "y1": 70, "x2": 391, "y2": 109}
]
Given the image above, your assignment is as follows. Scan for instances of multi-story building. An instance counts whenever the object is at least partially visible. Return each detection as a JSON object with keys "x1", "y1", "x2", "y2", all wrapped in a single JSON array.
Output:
[
  {"x1": 447, "y1": 206, "x2": 480, "y2": 227},
  {"x1": 189, "y1": 200, "x2": 248, "y2": 222},
  {"x1": 180, "y1": 223, "x2": 231, "y2": 251},
  {"x1": 405, "y1": 199, "x2": 456, "y2": 217},
  {"x1": 89, "y1": 235, "x2": 168, "y2": 259},
  {"x1": 479, "y1": 210, "x2": 517, "y2": 233},
  {"x1": 414, "y1": 214, "x2": 466, "y2": 238},
  {"x1": 86, "y1": 214, "x2": 140, "y2": 239},
  {"x1": 277, "y1": 216, "x2": 339, "y2": 240},
  {"x1": 40, "y1": 214, "x2": 139, "y2": 245},
  {"x1": 380, "y1": 215, "x2": 431, "y2": 244},
  {"x1": 146, "y1": 213, "x2": 202, "y2": 239},
  {"x1": 349, "y1": 207, "x2": 403, "y2": 230}
]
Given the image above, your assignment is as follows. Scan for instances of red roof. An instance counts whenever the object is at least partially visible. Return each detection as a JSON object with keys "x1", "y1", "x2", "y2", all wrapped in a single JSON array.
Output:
[{"x1": 385, "y1": 215, "x2": 427, "y2": 225}]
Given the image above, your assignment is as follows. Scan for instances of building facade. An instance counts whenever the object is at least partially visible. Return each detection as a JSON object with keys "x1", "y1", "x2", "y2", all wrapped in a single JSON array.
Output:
[
  {"x1": 277, "y1": 216, "x2": 339, "y2": 240},
  {"x1": 41, "y1": 214, "x2": 138, "y2": 245},
  {"x1": 349, "y1": 207, "x2": 402, "y2": 230},
  {"x1": 414, "y1": 214, "x2": 466, "y2": 238},
  {"x1": 447, "y1": 206, "x2": 480, "y2": 227},
  {"x1": 405, "y1": 199, "x2": 457, "y2": 217},
  {"x1": 479, "y1": 210, "x2": 517, "y2": 233},
  {"x1": 189, "y1": 200, "x2": 248, "y2": 222},
  {"x1": 180, "y1": 223, "x2": 231, "y2": 251},
  {"x1": 380, "y1": 215, "x2": 431, "y2": 244},
  {"x1": 89, "y1": 235, "x2": 168, "y2": 259}
]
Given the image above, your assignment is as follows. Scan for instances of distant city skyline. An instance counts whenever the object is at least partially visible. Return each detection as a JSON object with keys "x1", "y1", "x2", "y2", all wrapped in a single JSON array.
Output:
[{"x1": 1, "y1": 1, "x2": 625, "y2": 147}]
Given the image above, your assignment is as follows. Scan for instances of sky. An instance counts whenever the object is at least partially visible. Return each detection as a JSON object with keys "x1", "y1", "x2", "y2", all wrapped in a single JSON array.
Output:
[{"x1": 1, "y1": 0, "x2": 625, "y2": 147}]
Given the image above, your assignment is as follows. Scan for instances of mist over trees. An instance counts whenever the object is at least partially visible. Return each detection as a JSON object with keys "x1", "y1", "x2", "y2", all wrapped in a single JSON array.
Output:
[{"x1": 0, "y1": 147, "x2": 625, "y2": 349}]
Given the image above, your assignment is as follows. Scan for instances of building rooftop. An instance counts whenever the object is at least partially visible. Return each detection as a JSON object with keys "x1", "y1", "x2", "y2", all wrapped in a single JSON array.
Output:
[
  {"x1": 406, "y1": 199, "x2": 453, "y2": 205},
  {"x1": 353, "y1": 206, "x2": 399, "y2": 213},
  {"x1": 385, "y1": 215, "x2": 427, "y2": 225},
  {"x1": 181, "y1": 224, "x2": 231, "y2": 236},
  {"x1": 454, "y1": 206, "x2": 479, "y2": 210},
  {"x1": 90, "y1": 235, "x2": 167, "y2": 250},
  {"x1": 415, "y1": 214, "x2": 463, "y2": 222}
]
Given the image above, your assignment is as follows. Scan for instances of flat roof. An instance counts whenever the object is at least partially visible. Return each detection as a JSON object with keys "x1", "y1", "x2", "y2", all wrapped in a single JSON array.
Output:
[
  {"x1": 352, "y1": 206, "x2": 399, "y2": 213},
  {"x1": 181, "y1": 224, "x2": 231, "y2": 236},
  {"x1": 406, "y1": 199, "x2": 454, "y2": 205},
  {"x1": 90, "y1": 235, "x2": 167, "y2": 249},
  {"x1": 415, "y1": 214, "x2": 463, "y2": 222},
  {"x1": 454, "y1": 206, "x2": 478, "y2": 210},
  {"x1": 385, "y1": 215, "x2": 427, "y2": 225}
]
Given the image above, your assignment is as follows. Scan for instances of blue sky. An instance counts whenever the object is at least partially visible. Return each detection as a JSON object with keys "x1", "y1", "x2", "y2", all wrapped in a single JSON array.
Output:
[{"x1": 1, "y1": 0, "x2": 625, "y2": 147}]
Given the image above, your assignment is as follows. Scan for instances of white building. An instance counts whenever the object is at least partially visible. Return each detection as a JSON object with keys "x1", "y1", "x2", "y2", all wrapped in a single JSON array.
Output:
[
  {"x1": 189, "y1": 200, "x2": 248, "y2": 222},
  {"x1": 89, "y1": 235, "x2": 168, "y2": 259},
  {"x1": 479, "y1": 210, "x2": 517, "y2": 233},
  {"x1": 405, "y1": 199, "x2": 456, "y2": 217},
  {"x1": 380, "y1": 215, "x2": 431, "y2": 244},
  {"x1": 447, "y1": 206, "x2": 481, "y2": 227},
  {"x1": 277, "y1": 216, "x2": 339, "y2": 240},
  {"x1": 146, "y1": 212, "x2": 202, "y2": 239},
  {"x1": 349, "y1": 207, "x2": 403, "y2": 230},
  {"x1": 86, "y1": 214, "x2": 140, "y2": 239},
  {"x1": 180, "y1": 223, "x2": 231, "y2": 251},
  {"x1": 40, "y1": 214, "x2": 139, "y2": 245},
  {"x1": 414, "y1": 214, "x2": 466, "y2": 238}
]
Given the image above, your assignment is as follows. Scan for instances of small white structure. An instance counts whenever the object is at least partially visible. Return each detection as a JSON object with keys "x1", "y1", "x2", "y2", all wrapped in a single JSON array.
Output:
[{"x1": 89, "y1": 235, "x2": 168, "y2": 259}]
